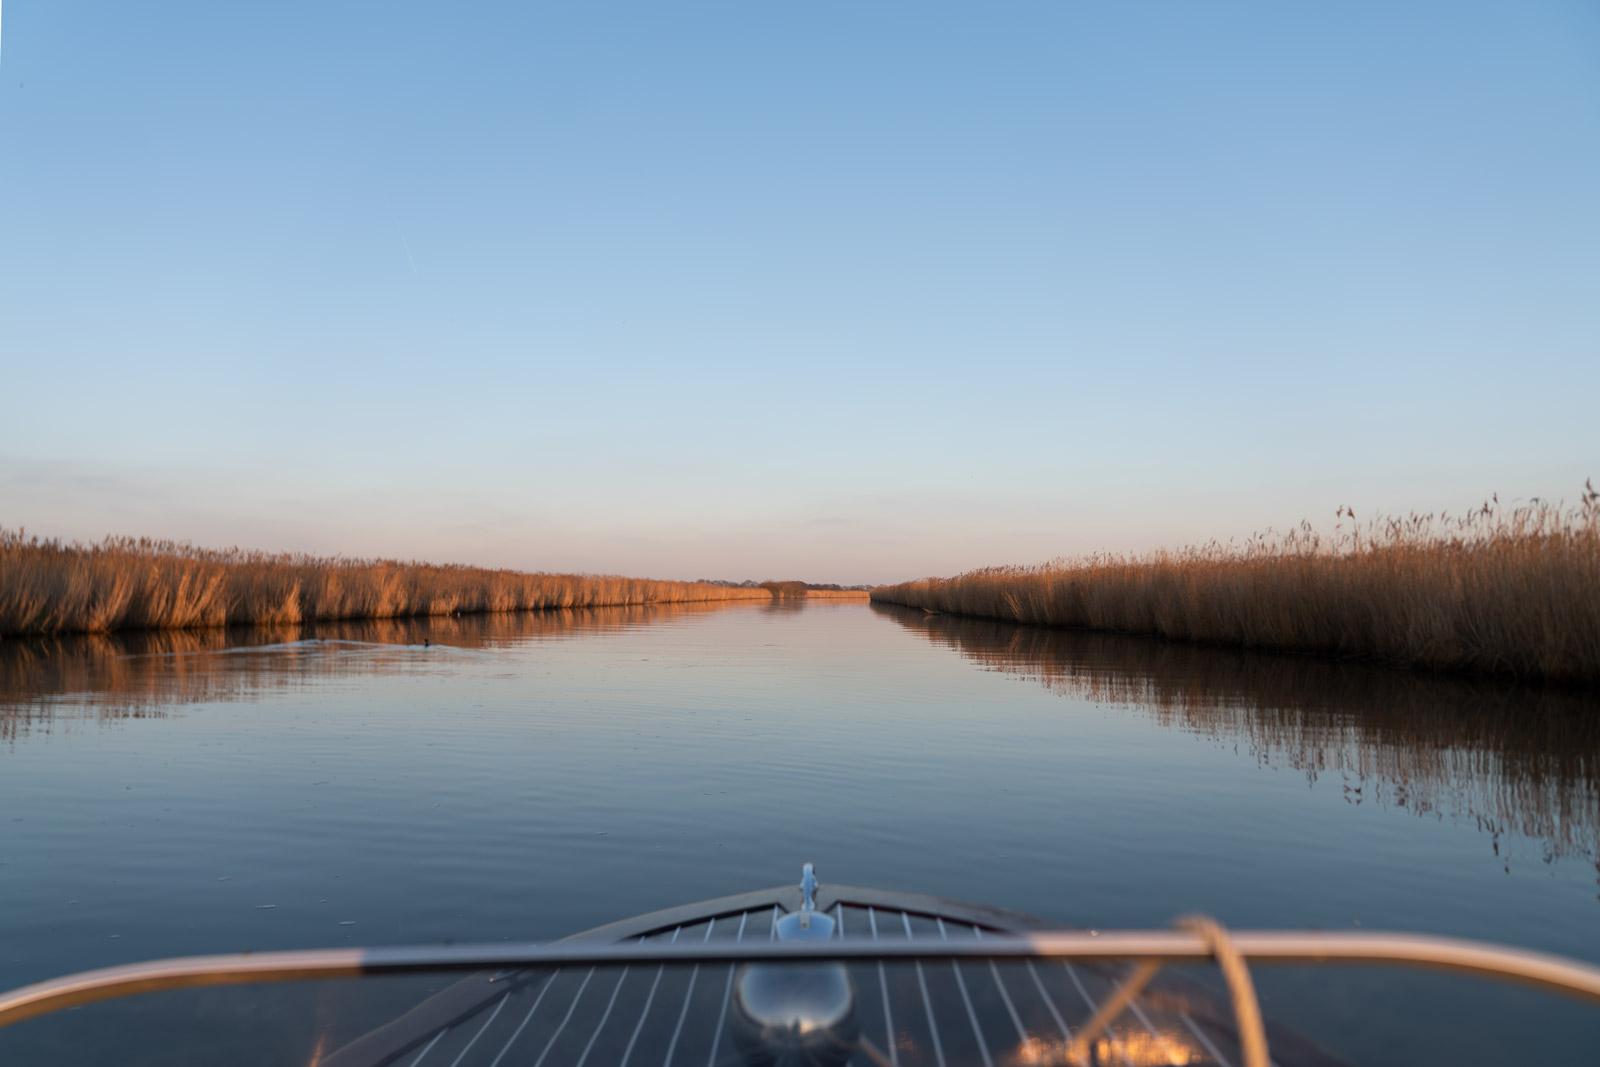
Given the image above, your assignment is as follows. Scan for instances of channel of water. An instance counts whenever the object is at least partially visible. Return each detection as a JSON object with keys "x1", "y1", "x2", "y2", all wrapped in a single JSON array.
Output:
[{"x1": 2, "y1": 600, "x2": 1596, "y2": 1064}]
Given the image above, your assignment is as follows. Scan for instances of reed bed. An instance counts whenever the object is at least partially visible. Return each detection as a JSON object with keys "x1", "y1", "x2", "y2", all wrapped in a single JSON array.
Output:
[
  {"x1": 0, "y1": 530, "x2": 777, "y2": 637},
  {"x1": 872, "y1": 486, "x2": 1600, "y2": 683}
]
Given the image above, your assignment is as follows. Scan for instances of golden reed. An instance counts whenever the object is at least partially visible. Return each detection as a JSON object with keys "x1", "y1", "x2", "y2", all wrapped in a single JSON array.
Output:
[
  {"x1": 872, "y1": 485, "x2": 1600, "y2": 683},
  {"x1": 0, "y1": 531, "x2": 780, "y2": 637}
]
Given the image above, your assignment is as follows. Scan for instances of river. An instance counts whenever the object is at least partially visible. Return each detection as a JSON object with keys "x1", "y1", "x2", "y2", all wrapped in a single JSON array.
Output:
[{"x1": 1, "y1": 599, "x2": 1596, "y2": 1064}]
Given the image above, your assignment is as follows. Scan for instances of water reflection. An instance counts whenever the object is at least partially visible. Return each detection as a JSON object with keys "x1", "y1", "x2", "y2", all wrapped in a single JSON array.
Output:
[
  {"x1": 874, "y1": 604, "x2": 1600, "y2": 862},
  {"x1": 0, "y1": 603, "x2": 743, "y2": 740},
  {"x1": 1012, "y1": 1031, "x2": 1207, "y2": 1067}
]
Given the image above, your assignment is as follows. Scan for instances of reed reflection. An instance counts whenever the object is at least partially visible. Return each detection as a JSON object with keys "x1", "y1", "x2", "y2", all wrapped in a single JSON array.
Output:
[
  {"x1": 0, "y1": 602, "x2": 743, "y2": 740},
  {"x1": 874, "y1": 604, "x2": 1600, "y2": 862}
]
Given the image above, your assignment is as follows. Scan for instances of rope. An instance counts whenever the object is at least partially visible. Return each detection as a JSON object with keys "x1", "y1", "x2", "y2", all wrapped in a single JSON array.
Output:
[
  {"x1": 1174, "y1": 915, "x2": 1271, "y2": 1067},
  {"x1": 1058, "y1": 915, "x2": 1271, "y2": 1067}
]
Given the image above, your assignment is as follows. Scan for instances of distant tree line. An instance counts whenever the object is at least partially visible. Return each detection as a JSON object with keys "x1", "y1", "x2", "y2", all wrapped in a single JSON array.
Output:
[{"x1": 694, "y1": 579, "x2": 876, "y2": 592}]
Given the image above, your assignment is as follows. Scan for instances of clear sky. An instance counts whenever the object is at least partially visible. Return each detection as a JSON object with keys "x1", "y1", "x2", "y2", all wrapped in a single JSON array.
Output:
[{"x1": 2, "y1": 3, "x2": 1597, "y2": 585}]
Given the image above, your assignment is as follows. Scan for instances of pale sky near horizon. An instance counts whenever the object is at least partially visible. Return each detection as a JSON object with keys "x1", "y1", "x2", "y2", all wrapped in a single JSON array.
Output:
[{"x1": 2, "y1": 3, "x2": 1597, "y2": 585}]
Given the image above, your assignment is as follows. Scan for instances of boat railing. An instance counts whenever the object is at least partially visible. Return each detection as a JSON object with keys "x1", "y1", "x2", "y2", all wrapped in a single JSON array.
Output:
[{"x1": 4, "y1": 919, "x2": 1599, "y2": 1067}]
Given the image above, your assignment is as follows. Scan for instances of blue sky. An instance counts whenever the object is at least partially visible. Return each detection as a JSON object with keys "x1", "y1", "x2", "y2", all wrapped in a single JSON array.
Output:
[{"x1": 2, "y1": 2, "x2": 1597, "y2": 584}]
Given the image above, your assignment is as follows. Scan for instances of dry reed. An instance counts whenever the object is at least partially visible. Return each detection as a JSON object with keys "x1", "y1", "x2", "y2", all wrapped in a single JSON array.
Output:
[
  {"x1": 872, "y1": 486, "x2": 1600, "y2": 683},
  {"x1": 0, "y1": 530, "x2": 779, "y2": 638}
]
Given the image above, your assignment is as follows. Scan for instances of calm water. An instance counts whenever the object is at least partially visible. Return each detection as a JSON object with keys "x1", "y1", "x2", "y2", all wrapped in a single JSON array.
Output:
[{"x1": 2, "y1": 600, "x2": 1597, "y2": 1064}]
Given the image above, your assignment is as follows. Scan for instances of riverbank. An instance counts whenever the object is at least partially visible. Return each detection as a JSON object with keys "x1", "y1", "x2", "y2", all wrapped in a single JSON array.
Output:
[
  {"x1": 871, "y1": 489, "x2": 1600, "y2": 683},
  {"x1": 0, "y1": 529, "x2": 815, "y2": 637}
]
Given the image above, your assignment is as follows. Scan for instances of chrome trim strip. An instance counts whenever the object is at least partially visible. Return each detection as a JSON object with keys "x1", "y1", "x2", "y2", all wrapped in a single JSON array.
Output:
[
  {"x1": 660, "y1": 918, "x2": 715, "y2": 1067},
  {"x1": 532, "y1": 966, "x2": 593, "y2": 1067},
  {"x1": 1024, "y1": 958, "x2": 1075, "y2": 1045},
  {"x1": 972, "y1": 930, "x2": 1028, "y2": 1045},
  {"x1": 905, "y1": 912, "x2": 947, "y2": 1067},
  {"x1": 574, "y1": 966, "x2": 627, "y2": 1067},
  {"x1": 486, "y1": 968, "x2": 557, "y2": 1067},
  {"x1": 939, "y1": 918, "x2": 992, "y2": 1067},
  {"x1": 660, "y1": 964, "x2": 699, "y2": 1067},
  {"x1": 445, "y1": 992, "x2": 508, "y2": 1067},
  {"x1": 617, "y1": 960, "x2": 666, "y2": 1067},
  {"x1": 1181, "y1": 1011, "x2": 1235, "y2": 1067},
  {"x1": 987, "y1": 961, "x2": 1027, "y2": 1044},
  {"x1": 1126, "y1": 998, "x2": 1174, "y2": 1064},
  {"x1": 408, "y1": 1029, "x2": 447, "y2": 1067},
  {"x1": 966, "y1": 927, "x2": 1030, "y2": 1049},
  {"x1": 1066, "y1": 964, "x2": 1136, "y2": 1067},
  {"x1": 703, "y1": 911, "x2": 749, "y2": 1067},
  {"x1": 4, "y1": 930, "x2": 1599, "y2": 1029},
  {"x1": 869, "y1": 907, "x2": 899, "y2": 1067},
  {"x1": 706, "y1": 966, "x2": 734, "y2": 1067}
]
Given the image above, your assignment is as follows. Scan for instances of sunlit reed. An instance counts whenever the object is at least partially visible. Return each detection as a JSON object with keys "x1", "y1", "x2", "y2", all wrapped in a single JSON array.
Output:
[
  {"x1": 872, "y1": 487, "x2": 1600, "y2": 683},
  {"x1": 0, "y1": 530, "x2": 787, "y2": 637}
]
